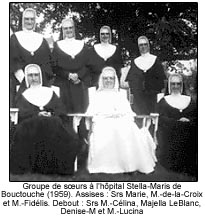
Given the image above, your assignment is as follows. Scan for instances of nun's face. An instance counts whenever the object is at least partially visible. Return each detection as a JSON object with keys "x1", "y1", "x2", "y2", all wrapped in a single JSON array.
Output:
[
  {"x1": 102, "y1": 70, "x2": 115, "y2": 89},
  {"x1": 62, "y1": 21, "x2": 75, "y2": 39},
  {"x1": 100, "y1": 28, "x2": 110, "y2": 43},
  {"x1": 138, "y1": 38, "x2": 149, "y2": 54},
  {"x1": 23, "y1": 11, "x2": 35, "y2": 30},
  {"x1": 170, "y1": 76, "x2": 182, "y2": 94},
  {"x1": 27, "y1": 67, "x2": 41, "y2": 87}
]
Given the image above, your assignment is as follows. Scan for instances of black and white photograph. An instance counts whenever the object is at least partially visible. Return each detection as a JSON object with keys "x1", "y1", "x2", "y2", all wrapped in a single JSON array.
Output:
[
  {"x1": 9, "y1": 1, "x2": 198, "y2": 182},
  {"x1": 1, "y1": 1, "x2": 204, "y2": 215}
]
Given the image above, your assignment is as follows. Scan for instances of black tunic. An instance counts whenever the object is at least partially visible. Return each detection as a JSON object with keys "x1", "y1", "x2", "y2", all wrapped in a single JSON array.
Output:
[
  {"x1": 10, "y1": 33, "x2": 53, "y2": 107},
  {"x1": 87, "y1": 45, "x2": 123, "y2": 87},
  {"x1": 126, "y1": 57, "x2": 166, "y2": 115},
  {"x1": 52, "y1": 42, "x2": 90, "y2": 113},
  {"x1": 10, "y1": 91, "x2": 79, "y2": 175},
  {"x1": 156, "y1": 97, "x2": 197, "y2": 177}
]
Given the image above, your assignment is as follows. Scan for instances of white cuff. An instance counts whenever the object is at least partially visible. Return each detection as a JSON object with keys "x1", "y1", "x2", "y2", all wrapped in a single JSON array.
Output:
[{"x1": 14, "y1": 69, "x2": 24, "y2": 83}]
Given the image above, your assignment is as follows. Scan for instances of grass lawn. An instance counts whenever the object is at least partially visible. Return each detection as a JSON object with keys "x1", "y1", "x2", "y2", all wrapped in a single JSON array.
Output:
[{"x1": 10, "y1": 163, "x2": 196, "y2": 182}]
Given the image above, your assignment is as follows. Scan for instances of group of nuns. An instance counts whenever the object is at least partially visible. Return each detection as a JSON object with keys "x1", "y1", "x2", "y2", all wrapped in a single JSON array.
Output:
[{"x1": 10, "y1": 8, "x2": 197, "y2": 178}]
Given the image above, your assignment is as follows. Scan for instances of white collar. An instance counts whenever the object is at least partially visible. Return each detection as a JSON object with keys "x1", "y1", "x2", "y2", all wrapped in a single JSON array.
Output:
[
  {"x1": 22, "y1": 29, "x2": 34, "y2": 33},
  {"x1": 23, "y1": 86, "x2": 54, "y2": 109},
  {"x1": 164, "y1": 94, "x2": 191, "y2": 111},
  {"x1": 134, "y1": 53, "x2": 157, "y2": 72},
  {"x1": 15, "y1": 31, "x2": 43, "y2": 55},
  {"x1": 57, "y1": 39, "x2": 84, "y2": 59},
  {"x1": 141, "y1": 52, "x2": 150, "y2": 57},
  {"x1": 64, "y1": 37, "x2": 75, "y2": 42},
  {"x1": 94, "y1": 43, "x2": 116, "y2": 61}
]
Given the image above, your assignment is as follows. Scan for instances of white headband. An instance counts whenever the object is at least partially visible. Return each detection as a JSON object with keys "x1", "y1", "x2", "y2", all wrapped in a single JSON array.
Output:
[
  {"x1": 22, "y1": 8, "x2": 36, "y2": 31},
  {"x1": 62, "y1": 18, "x2": 76, "y2": 39},
  {"x1": 168, "y1": 73, "x2": 183, "y2": 94},
  {"x1": 98, "y1": 66, "x2": 119, "y2": 91},
  {"x1": 24, "y1": 64, "x2": 42, "y2": 88},
  {"x1": 100, "y1": 25, "x2": 112, "y2": 43}
]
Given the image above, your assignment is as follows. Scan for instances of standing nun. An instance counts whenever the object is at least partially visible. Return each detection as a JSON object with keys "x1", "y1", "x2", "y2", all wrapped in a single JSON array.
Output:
[
  {"x1": 52, "y1": 18, "x2": 90, "y2": 113},
  {"x1": 126, "y1": 36, "x2": 166, "y2": 115},
  {"x1": 10, "y1": 8, "x2": 53, "y2": 107},
  {"x1": 87, "y1": 25, "x2": 123, "y2": 87}
]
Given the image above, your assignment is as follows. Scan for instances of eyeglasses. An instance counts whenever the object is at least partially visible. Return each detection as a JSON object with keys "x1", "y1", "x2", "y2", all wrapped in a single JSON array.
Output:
[
  {"x1": 27, "y1": 73, "x2": 40, "y2": 77},
  {"x1": 171, "y1": 82, "x2": 181, "y2": 86},
  {"x1": 101, "y1": 33, "x2": 110, "y2": 35},
  {"x1": 139, "y1": 43, "x2": 148, "y2": 47},
  {"x1": 24, "y1": 17, "x2": 35, "y2": 21},
  {"x1": 103, "y1": 76, "x2": 115, "y2": 80},
  {"x1": 63, "y1": 26, "x2": 74, "y2": 30}
]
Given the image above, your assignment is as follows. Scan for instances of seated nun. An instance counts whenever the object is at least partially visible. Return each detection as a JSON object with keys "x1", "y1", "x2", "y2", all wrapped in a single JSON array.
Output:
[
  {"x1": 10, "y1": 64, "x2": 79, "y2": 175},
  {"x1": 85, "y1": 66, "x2": 157, "y2": 174},
  {"x1": 156, "y1": 73, "x2": 197, "y2": 178}
]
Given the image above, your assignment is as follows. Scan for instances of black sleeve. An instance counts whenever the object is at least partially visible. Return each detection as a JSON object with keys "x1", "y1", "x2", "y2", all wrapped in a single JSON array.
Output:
[
  {"x1": 154, "y1": 58, "x2": 167, "y2": 92},
  {"x1": 16, "y1": 95, "x2": 39, "y2": 122},
  {"x1": 41, "y1": 39, "x2": 54, "y2": 81},
  {"x1": 51, "y1": 42, "x2": 67, "y2": 79},
  {"x1": 156, "y1": 98, "x2": 177, "y2": 126},
  {"x1": 125, "y1": 59, "x2": 141, "y2": 91},
  {"x1": 114, "y1": 46, "x2": 123, "y2": 80},
  {"x1": 45, "y1": 93, "x2": 67, "y2": 116},
  {"x1": 10, "y1": 34, "x2": 23, "y2": 74}
]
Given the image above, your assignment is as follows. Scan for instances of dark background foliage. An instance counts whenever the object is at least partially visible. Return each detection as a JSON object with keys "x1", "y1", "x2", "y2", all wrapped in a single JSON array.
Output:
[{"x1": 10, "y1": 2, "x2": 197, "y2": 61}]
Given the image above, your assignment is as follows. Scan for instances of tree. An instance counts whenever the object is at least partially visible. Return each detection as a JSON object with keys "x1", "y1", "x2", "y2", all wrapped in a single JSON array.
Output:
[{"x1": 10, "y1": 2, "x2": 197, "y2": 62}]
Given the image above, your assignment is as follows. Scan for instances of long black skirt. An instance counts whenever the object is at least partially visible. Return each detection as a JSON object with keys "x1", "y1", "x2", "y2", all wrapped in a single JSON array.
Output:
[
  {"x1": 10, "y1": 116, "x2": 79, "y2": 175},
  {"x1": 157, "y1": 121, "x2": 197, "y2": 177}
]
